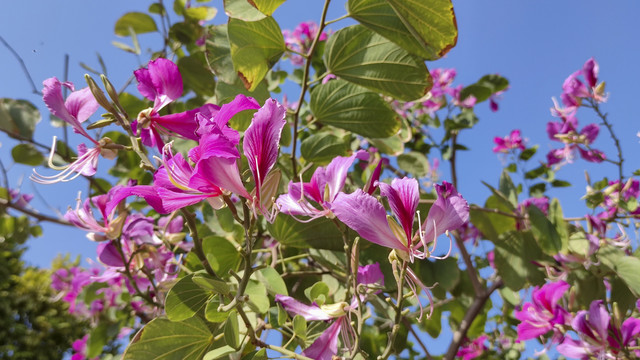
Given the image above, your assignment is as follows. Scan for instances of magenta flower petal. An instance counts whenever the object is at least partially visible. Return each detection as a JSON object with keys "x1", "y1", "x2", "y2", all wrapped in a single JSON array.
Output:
[
  {"x1": 192, "y1": 156, "x2": 250, "y2": 199},
  {"x1": 332, "y1": 190, "x2": 406, "y2": 251},
  {"x1": 421, "y1": 182, "x2": 469, "y2": 244},
  {"x1": 557, "y1": 337, "x2": 592, "y2": 359},
  {"x1": 156, "y1": 188, "x2": 212, "y2": 213},
  {"x1": 97, "y1": 241, "x2": 125, "y2": 267},
  {"x1": 274, "y1": 295, "x2": 332, "y2": 321},
  {"x1": 580, "y1": 123, "x2": 600, "y2": 144},
  {"x1": 42, "y1": 77, "x2": 97, "y2": 141},
  {"x1": 379, "y1": 178, "x2": 419, "y2": 244},
  {"x1": 105, "y1": 185, "x2": 166, "y2": 215},
  {"x1": 583, "y1": 57, "x2": 599, "y2": 88},
  {"x1": 302, "y1": 320, "x2": 342, "y2": 360},
  {"x1": 135, "y1": 58, "x2": 183, "y2": 111},
  {"x1": 323, "y1": 151, "x2": 366, "y2": 201},
  {"x1": 153, "y1": 103, "x2": 220, "y2": 141},
  {"x1": 357, "y1": 263, "x2": 384, "y2": 287},
  {"x1": 243, "y1": 99, "x2": 286, "y2": 202}
]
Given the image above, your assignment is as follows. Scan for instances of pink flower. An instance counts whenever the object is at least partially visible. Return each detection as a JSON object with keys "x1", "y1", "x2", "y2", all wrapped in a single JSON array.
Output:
[
  {"x1": 283, "y1": 21, "x2": 327, "y2": 66},
  {"x1": 275, "y1": 264, "x2": 383, "y2": 360},
  {"x1": 492, "y1": 129, "x2": 525, "y2": 153},
  {"x1": 31, "y1": 78, "x2": 115, "y2": 183},
  {"x1": 457, "y1": 335, "x2": 488, "y2": 360},
  {"x1": 514, "y1": 280, "x2": 570, "y2": 342},
  {"x1": 558, "y1": 300, "x2": 640, "y2": 359},
  {"x1": 132, "y1": 58, "x2": 219, "y2": 151}
]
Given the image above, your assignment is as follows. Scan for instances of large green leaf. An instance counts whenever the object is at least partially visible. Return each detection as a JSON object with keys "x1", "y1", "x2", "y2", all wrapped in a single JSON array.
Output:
[
  {"x1": 324, "y1": 25, "x2": 432, "y2": 101},
  {"x1": 250, "y1": 0, "x2": 286, "y2": 15},
  {"x1": 228, "y1": 17, "x2": 285, "y2": 91},
  {"x1": 178, "y1": 53, "x2": 216, "y2": 97},
  {"x1": 599, "y1": 247, "x2": 640, "y2": 296},
  {"x1": 165, "y1": 274, "x2": 212, "y2": 322},
  {"x1": 397, "y1": 151, "x2": 430, "y2": 177},
  {"x1": 114, "y1": 12, "x2": 158, "y2": 36},
  {"x1": 267, "y1": 214, "x2": 344, "y2": 250},
  {"x1": 205, "y1": 25, "x2": 236, "y2": 84},
  {"x1": 493, "y1": 230, "x2": 545, "y2": 291},
  {"x1": 300, "y1": 132, "x2": 351, "y2": 165},
  {"x1": 309, "y1": 79, "x2": 400, "y2": 138},
  {"x1": 527, "y1": 205, "x2": 563, "y2": 255},
  {"x1": 348, "y1": 0, "x2": 457, "y2": 60},
  {"x1": 11, "y1": 143, "x2": 44, "y2": 166},
  {"x1": 224, "y1": 0, "x2": 266, "y2": 21},
  {"x1": 202, "y1": 236, "x2": 242, "y2": 278},
  {"x1": 0, "y1": 98, "x2": 41, "y2": 139},
  {"x1": 123, "y1": 317, "x2": 215, "y2": 360}
]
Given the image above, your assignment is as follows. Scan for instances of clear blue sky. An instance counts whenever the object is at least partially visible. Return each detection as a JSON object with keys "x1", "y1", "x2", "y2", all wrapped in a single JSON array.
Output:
[{"x1": 2, "y1": 1, "x2": 639, "y2": 357}]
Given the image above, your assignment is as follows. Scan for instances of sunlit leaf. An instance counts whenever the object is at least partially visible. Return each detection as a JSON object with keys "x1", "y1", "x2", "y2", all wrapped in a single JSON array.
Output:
[
  {"x1": 324, "y1": 25, "x2": 432, "y2": 101},
  {"x1": 114, "y1": 12, "x2": 158, "y2": 36},
  {"x1": 310, "y1": 79, "x2": 400, "y2": 138}
]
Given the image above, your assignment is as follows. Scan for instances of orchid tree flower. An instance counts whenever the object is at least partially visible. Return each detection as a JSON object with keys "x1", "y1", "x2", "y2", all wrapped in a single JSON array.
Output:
[
  {"x1": 557, "y1": 300, "x2": 640, "y2": 359},
  {"x1": 191, "y1": 97, "x2": 286, "y2": 221},
  {"x1": 132, "y1": 57, "x2": 219, "y2": 151},
  {"x1": 514, "y1": 280, "x2": 571, "y2": 342},
  {"x1": 64, "y1": 186, "x2": 128, "y2": 241},
  {"x1": 106, "y1": 95, "x2": 263, "y2": 214},
  {"x1": 275, "y1": 151, "x2": 368, "y2": 221},
  {"x1": 275, "y1": 263, "x2": 384, "y2": 360},
  {"x1": 31, "y1": 77, "x2": 117, "y2": 184},
  {"x1": 331, "y1": 179, "x2": 468, "y2": 318}
]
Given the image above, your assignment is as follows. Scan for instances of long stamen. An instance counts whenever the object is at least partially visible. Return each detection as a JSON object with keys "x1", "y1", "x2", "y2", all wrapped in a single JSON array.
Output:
[{"x1": 47, "y1": 136, "x2": 68, "y2": 171}]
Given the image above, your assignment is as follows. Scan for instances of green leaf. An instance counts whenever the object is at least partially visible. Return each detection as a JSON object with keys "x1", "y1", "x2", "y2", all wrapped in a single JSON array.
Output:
[
  {"x1": 527, "y1": 205, "x2": 562, "y2": 255},
  {"x1": 369, "y1": 134, "x2": 404, "y2": 155},
  {"x1": 178, "y1": 54, "x2": 216, "y2": 97},
  {"x1": 397, "y1": 152, "x2": 430, "y2": 177},
  {"x1": 11, "y1": 143, "x2": 44, "y2": 166},
  {"x1": 185, "y1": 6, "x2": 217, "y2": 21},
  {"x1": 300, "y1": 133, "x2": 351, "y2": 165},
  {"x1": 309, "y1": 79, "x2": 400, "y2": 138},
  {"x1": 324, "y1": 25, "x2": 432, "y2": 101},
  {"x1": 224, "y1": 0, "x2": 266, "y2": 21},
  {"x1": 459, "y1": 83, "x2": 493, "y2": 103},
  {"x1": 228, "y1": 17, "x2": 285, "y2": 91},
  {"x1": 256, "y1": 267, "x2": 288, "y2": 296},
  {"x1": 599, "y1": 247, "x2": 640, "y2": 296},
  {"x1": 548, "y1": 198, "x2": 569, "y2": 252},
  {"x1": 493, "y1": 230, "x2": 545, "y2": 291},
  {"x1": 305, "y1": 282, "x2": 329, "y2": 304},
  {"x1": 204, "y1": 296, "x2": 230, "y2": 323},
  {"x1": 165, "y1": 274, "x2": 211, "y2": 321},
  {"x1": 123, "y1": 317, "x2": 214, "y2": 360},
  {"x1": 519, "y1": 145, "x2": 538, "y2": 161},
  {"x1": 205, "y1": 25, "x2": 236, "y2": 84},
  {"x1": 86, "y1": 323, "x2": 108, "y2": 358},
  {"x1": 498, "y1": 170, "x2": 518, "y2": 208},
  {"x1": 224, "y1": 311, "x2": 240, "y2": 349},
  {"x1": 0, "y1": 98, "x2": 41, "y2": 139},
  {"x1": 203, "y1": 236, "x2": 242, "y2": 277},
  {"x1": 245, "y1": 280, "x2": 270, "y2": 313},
  {"x1": 249, "y1": 0, "x2": 285, "y2": 15},
  {"x1": 348, "y1": 0, "x2": 457, "y2": 60},
  {"x1": 293, "y1": 315, "x2": 307, "y2": 341},
  {"x1": 267, "y1": 214, "x2": 344, "y2": 250},
  {"x1": 192, "y1": 274, "x2": 231, "y2": 295},
  {"x1": 204, "y1": 346, "x2": 237, "y2": 360},
  {"x1": 114, "y1": 12, "x2": 158, "y2": 36}
]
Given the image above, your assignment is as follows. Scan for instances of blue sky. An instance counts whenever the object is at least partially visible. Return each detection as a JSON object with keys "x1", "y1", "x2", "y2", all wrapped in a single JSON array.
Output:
[{"x1": 1, "y1": 0, "x2": 639, "y2": 357}]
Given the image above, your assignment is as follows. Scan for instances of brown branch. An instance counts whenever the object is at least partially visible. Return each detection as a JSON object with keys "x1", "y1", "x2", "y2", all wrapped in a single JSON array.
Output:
[
  {"x1": 443, "y1": 278, "x2": 503, "y2": 360},
  {"x1": 0, "y1": 198, "x2": 72, "y2": 226}
]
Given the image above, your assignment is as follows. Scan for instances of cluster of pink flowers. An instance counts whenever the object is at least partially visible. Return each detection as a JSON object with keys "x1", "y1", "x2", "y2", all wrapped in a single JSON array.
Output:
[
  {"x1": 492, "y1": 129, "x2": 525, "y2": 154},
  {"x1": 546, "y1": 58, "x2": 606, "y2": 166},
  {"x1": 514, "y1": 280, "x2": 640, "y2": 359},
  {"x1": 282, "y1": 21, "x2": 327, "y2": 66}
]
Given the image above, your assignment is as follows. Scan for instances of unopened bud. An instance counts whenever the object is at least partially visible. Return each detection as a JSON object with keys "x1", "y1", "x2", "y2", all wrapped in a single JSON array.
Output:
[
  {"x1": 85, "y1": 74, "x2": 118, "y2": 114},
  {"x1": 100, "y1": 74, "x2": 126, "y2": 115}
]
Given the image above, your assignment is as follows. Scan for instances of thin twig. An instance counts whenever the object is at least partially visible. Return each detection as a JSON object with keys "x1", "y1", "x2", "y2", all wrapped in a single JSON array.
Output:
[
  {"x1": 0, "y1": 197, "x2": 72, "y2": 226},
  {"x1": 0, "y1": 35, "x2": 41, "y2": 95}
]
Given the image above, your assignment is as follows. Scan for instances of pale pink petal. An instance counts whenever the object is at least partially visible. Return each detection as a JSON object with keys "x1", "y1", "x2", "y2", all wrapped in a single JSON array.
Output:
[
  {"x1": 65, "y1": 87, "x2": 100, "y2": 124},
  {"x1": 302, "y1": 320, "x2": 342, "y2": 360},
  {"x1": 275, "y1": 295, "x2": 332, "y2": 321},
  {"x1": 332, "y1": 190, "x2": 406, "y2": 251}
]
